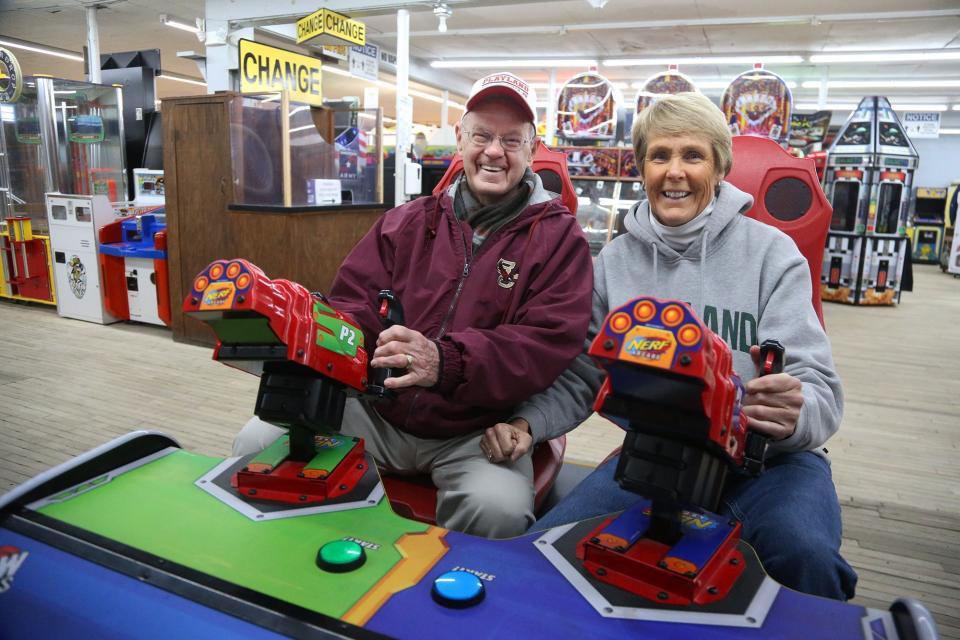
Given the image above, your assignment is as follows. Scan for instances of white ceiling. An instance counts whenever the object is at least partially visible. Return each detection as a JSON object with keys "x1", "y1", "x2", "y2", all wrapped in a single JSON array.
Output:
[{"x1": 2, "y1": 0, "x2": 959, "y2": 125}]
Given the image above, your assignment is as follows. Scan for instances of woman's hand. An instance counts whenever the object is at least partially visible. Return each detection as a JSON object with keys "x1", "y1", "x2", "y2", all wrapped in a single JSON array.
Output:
[{"x1": 742, "y1": 345, "x2": 803, "y2": 440}]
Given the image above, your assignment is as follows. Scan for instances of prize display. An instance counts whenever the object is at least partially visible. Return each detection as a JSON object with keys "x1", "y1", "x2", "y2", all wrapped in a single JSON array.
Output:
[
  {"x1": 556, "y1": 72, "x2": 618, "y2": 141},
  {"x1": 635, "y1": 70, "x2": 698, "y2": 114},
  {"x1": 821, "y1": 96, "x2": 917, "y2": 306},
  {"x1": 721, "y1": 69, "x2": 792, "y2": 143}
]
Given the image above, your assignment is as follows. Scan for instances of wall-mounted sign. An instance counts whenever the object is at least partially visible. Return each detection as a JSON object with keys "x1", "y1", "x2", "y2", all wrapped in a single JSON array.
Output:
[
  {"x1": 238, "y1": 39, "x2": 322, "y2": 107},
  {"x1": 0, "y1": 47, "x2": 23, "y2": 103},
  {"x1": 902, "y1": 112, "x2": 941, "y2": 139},
  {"x1": 349, "y1": 44, "x2": 379, "y2": 82},
  {"x1": 296, "y1": 8, "x2": 365, "y2": 46}
]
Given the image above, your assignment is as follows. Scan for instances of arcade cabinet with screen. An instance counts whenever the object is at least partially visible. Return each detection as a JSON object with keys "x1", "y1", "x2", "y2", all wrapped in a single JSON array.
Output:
[
  {"x1": 821, "y1": 96, "x2": 916, "y2": 305},
  {"x1": 910, "y1": 187, "x2": 947, "y2": 264}
]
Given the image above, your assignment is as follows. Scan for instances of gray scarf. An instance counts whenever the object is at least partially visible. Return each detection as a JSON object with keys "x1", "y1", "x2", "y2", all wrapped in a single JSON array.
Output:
[{"x1": 454, "y1": 168, "x2": 536, "y2": 249}]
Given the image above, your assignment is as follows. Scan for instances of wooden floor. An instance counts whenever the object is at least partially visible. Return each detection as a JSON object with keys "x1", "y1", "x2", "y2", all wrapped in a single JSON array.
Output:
[{"x1": 1, "y1": 264, "x2": 958, "y2": 635}]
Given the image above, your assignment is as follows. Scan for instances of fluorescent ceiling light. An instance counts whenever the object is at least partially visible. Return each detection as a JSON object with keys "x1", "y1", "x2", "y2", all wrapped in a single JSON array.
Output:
[
  {"x1": 160, "y1": 14, "x2": 200, "y2": 34},
  {"x1": 953, "y1": 105, "x2": 960, "y2": 111},
  {"x1": 604, "y1": 55, "x2": 804, "y2": 67},
  {"x1": 940, "y1": 128, "x2": 960, "y2": 134},
  {"x1": 0, "y1": 38, "x2": 84, "y2": 62},
  {"x1": 889, "y1": 104, "x2": 947, "y2": 112},
  {"x1": 801, "y1": 79, "x2": 960, "y2": 89},
  {"x1": 810, "y1": 51, "x2": 960, "y2": 64},
  {"x1": 158, "y1": 74, "x2": 206, "y2": 87},
  {"x1": 795, "y1": 102, "x2": 947, "y2": 111},
  {"x1": 431, "y1": 59, "x2": 597, "y2": 69},
  {"x1": 795, "y1": 103, "x2": 858, "y2": 111}
]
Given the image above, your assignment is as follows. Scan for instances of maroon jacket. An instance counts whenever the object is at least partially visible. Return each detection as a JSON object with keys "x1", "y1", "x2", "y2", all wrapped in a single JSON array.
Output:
[{"x1": 328, "y1": 188, "x2": 593, "y2": 438}]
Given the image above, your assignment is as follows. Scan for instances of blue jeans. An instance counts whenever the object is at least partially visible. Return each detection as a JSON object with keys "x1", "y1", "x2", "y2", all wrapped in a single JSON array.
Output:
[{"x1": 532, "y1": 451, "x2": 858, "y2": 601}]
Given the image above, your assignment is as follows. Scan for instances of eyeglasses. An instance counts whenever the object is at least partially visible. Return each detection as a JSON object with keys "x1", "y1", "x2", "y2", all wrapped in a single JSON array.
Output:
[{"x1": 463, "y1": 129, "x2": 532, "y2": 152}]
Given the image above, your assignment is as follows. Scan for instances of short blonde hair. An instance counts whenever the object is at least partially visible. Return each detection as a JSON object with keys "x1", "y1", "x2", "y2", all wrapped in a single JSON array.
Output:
[{"x1": 631, "y1": 92, "x2": 733, "y2": 177}]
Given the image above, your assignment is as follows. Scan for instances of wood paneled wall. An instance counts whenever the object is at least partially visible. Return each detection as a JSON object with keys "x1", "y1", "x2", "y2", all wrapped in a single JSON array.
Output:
[{"x1": 161, "y1": 93, "x2": 386, "y2": 345}]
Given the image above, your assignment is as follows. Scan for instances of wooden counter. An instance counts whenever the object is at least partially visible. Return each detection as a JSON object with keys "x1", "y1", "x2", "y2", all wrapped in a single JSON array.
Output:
[{"x1": 161, "y1": 92, "x2": 387, "y2": 345}]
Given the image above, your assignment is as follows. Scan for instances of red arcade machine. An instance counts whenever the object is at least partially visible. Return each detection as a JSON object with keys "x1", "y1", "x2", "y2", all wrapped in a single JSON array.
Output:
[
  {"x1": 0, "y1": 216, "x2": 56, "y2": 305},
  {"x1": 98, "y1": 213, "x2": 170, "y2": 326}
]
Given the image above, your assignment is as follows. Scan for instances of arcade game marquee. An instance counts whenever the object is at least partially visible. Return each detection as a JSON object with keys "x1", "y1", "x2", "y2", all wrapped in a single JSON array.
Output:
[{"x1": 0, "y1": 259, "x2": 938, "y2": 639}]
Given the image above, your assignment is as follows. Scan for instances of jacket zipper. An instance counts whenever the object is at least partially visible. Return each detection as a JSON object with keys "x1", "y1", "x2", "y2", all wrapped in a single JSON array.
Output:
[{"x1": 401, "y1": 213, "x2": 472, "y2": 428}]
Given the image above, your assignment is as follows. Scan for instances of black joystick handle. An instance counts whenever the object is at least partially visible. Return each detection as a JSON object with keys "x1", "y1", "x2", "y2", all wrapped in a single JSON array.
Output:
[
  {"x1": 367, "y1": 290, "x2": 405, "y2": 399},
  {"x1": 743, "y1": 339, "x2": 786, "y2": 475}
]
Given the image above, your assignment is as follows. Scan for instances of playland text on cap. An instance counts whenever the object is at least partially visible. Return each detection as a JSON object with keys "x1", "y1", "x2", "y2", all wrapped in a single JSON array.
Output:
[{"x1": 466, "y1": 72, "x2": 538, "y2": 124}]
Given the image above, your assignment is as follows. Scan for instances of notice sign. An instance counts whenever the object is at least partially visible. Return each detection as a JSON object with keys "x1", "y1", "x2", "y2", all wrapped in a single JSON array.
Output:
[
  {"x1": 349, "y1": 44, "x2": 379, "y2": 81},
  {"x1": 903, "y1": 111, "x2": 941, "y2": 139},
  {"x1": 239, "y1": 39, "x2": 322, "y2": 107},
  {"x1": 296, "y1": 8, "x2": 365, "y2": 46}
]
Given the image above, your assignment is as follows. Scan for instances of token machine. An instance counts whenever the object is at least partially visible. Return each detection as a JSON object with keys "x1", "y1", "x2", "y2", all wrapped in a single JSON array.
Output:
[
  {"x1": 0, "y1": 258, "x2": 938, "y2": 639},
  {"x1": 821, "y1": 96, "x2": 916, "y2": 305}
]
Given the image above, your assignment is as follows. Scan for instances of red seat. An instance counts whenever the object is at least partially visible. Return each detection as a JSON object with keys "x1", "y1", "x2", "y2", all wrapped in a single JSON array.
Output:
[
  {"x1": 725, "y1": 136, "x2": 832, "y2": 327},
  {"x1": 381, "y1": 437, "x2": 567, "y2": 525},
  {"x1": 431, "y1": 140, "x2": 579, "y2": 215},
  {"x1": 383, "y1": 142, "x2": 577, "y2": 527}
]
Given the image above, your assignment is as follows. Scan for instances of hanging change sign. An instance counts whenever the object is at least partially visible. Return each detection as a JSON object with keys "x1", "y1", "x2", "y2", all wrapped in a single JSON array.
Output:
[{"x1": 238, "y1": 39, "x2": 323, "y2": 106}]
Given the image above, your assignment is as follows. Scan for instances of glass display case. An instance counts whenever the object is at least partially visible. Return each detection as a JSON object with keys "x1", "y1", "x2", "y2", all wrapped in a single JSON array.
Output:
[
  {"x1": 0, "y1": 77, "x2": 126, "y2": 233},
  {"x1": 229, "y1": 93, "x2": 383, "y2": 208}
]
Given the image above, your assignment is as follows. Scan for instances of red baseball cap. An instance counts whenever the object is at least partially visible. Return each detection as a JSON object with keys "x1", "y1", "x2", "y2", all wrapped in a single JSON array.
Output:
[{"x1": 465, "y1": 72, "x2": 538, "y2": 124}]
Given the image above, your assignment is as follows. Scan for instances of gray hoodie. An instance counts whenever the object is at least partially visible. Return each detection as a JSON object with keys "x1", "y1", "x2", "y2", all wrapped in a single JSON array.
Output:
[{"x1": 515, "y1": 181, "x2": 843, "y2": 459}]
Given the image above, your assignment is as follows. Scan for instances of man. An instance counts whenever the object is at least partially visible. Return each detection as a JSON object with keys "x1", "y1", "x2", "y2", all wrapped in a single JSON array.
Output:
[{"x1": 234, "y1": 72, "x2": 593, "y2": 538}]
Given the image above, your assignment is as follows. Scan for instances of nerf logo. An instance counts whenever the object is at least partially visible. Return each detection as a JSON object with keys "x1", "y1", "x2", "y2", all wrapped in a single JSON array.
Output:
[
  {"x1": 0, "y1": 546, "x2": 28, "y2": 593},
  {"x1": 625, "y1": 337, "x2": 672, "y2": 358},
  {"x1": 483, "y1": 74, "x2": 529, "y2": 97},
  {"x1": 202, "y1": 287, "x2": 232, "y2": 307}
]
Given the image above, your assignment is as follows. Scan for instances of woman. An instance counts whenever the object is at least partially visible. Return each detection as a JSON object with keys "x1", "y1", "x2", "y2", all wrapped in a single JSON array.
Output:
[{"x1": 499, "y1": 92, "x2": 857, "y2": 601}]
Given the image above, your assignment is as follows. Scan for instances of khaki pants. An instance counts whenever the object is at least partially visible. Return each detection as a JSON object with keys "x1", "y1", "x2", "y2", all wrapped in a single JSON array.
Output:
[{"x1": 233, "y1": 398, "x2": 534, "y2": 538}]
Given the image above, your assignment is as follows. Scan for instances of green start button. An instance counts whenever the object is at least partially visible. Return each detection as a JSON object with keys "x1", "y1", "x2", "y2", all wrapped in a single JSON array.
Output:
[{"x1": 316, "y1": 540, "x2": 366, "y2": 573}]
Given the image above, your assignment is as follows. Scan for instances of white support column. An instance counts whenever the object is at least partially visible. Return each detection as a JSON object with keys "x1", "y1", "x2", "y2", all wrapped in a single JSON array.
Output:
[
  {"x1": 441, "y1": 89, "x2": 449, "y2": 131},
  {"x1": 817, "y1": 68, "x2": 829, "y2": 110},
  {"x1": 86, "y1": 6, "x2": 101, "y2": 84},
  {"x1": 394, "y1": 8, "x2": 411, "y2": 207},
  {"x1": 546, "y1": 68, "x2": 557, "y2": 146}
]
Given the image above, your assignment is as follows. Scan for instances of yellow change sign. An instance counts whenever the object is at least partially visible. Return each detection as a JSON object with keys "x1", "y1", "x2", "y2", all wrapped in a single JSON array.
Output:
[
  {"x1": 296, "y1": 8, "x2": 365, "y2": 46},
  {"x1": 239, "y1": 39, "x2": 322, "y2": 106}
]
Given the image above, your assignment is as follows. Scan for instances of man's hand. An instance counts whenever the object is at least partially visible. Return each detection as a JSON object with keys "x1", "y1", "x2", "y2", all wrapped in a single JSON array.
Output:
[
  {"x1": 743, "y1": 344, "x2": 803, "y2": 441},
  {"x1": 370, "y1": 325, "x2": 440, "y2": 389},
  {"x1": 481, "y1": 418, "x2": 533, "y2": 463}
]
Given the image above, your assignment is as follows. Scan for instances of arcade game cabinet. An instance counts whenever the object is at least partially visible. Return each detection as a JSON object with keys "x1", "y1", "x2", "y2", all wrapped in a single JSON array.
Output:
[
  {"x1": 721, "y1": 68, "x2": 793, "y2": 143},
  {"x1": 909, "y1": 187, "x2": 947, "y2": 264},
  {"x1": 944, "y1": 179, "x2": 960, "y2": 275},
  {"x1": 0, "y1": 258, "x2": 939, "y2": 639},
  {"x1": 0, "y1": 216, "x2": 56, "y2": 305},
  {"x1": 821, "y1": 96, "x2": 916, "y2": 305}
]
